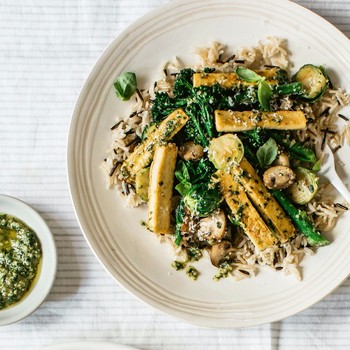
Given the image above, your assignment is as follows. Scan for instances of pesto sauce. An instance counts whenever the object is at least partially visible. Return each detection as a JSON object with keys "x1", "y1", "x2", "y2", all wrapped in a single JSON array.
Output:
[{"x1": 0, "y1": 214, "x2": 42, "y2": 310}]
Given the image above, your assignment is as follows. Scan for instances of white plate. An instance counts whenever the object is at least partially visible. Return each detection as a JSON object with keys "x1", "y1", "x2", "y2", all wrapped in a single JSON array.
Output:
[
  {"x1": 0, "y1": 194, "x2": 57, "y2": 326},
  {"x1": 67, "y1": 0, "x2": 350, "y2": 327},
  {"x1": 45, "y1": 341, "x2": 138, "y2": 350}
]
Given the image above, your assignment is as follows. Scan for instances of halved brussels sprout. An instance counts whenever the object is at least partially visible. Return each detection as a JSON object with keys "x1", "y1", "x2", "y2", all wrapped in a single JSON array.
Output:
[
  {"x1": 292, "y1": 64, "x2": 329, "y2": 102},
  {"x1": 208, "y1": 134, "x2": 244, "y2": 171},
  {"x1": 183, "y1": 182, "x2": 222, "y2": 217},
  {"x1": 287, "y1": 167, "x2": 319, "y2": 205}
]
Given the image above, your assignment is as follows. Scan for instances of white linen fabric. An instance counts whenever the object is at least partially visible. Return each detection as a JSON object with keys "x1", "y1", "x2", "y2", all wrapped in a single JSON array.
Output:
[{"x1": 0, "y1": 1, "x2": 349, "y2": 349}]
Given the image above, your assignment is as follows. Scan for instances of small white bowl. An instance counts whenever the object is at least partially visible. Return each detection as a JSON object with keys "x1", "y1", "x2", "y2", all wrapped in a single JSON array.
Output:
[{"x1": 0, "y1": 194, "x2": 57, "y2": 326}]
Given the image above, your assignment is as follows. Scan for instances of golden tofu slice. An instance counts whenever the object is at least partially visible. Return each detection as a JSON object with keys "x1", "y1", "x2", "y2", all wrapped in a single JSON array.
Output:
[
  {"x1": 121, "y1": 108, "x2": 188, "y2": 181},
  {"x1": 193, "y1": 70, "x2": 278, "y2": 88},
  {"x1": 215, "y1": 110, "x2": 307, "y2": 132},
  {"x1": 232, "y1": 158, "x2": 295, "y2": 242},
  {"x1": 217, "y1": 170, "x2": 277, "y2": 250},
  {"x1": 148, "y1": 143, "x2": 178, "y2": 234}
]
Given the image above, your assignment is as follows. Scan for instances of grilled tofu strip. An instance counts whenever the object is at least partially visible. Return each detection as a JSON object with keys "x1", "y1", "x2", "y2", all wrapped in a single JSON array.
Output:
[
  {"x1": 215, "y1": 110, "x2": 307, "y2": 132},
  {"x1": 148, "y1": 143, "x2": 178, "y2": 234},
  {"x1": 217, "y1": 170, "x2": 277, "y2": 250},
  {"x1": 232, "y1": 158, "x2": 296, "y2": 242},
  {"x1": 193, "y1": 69, "x2": 279, "y2": 88},
  {"x1": 121, "y1": 108, "x2": 189, "y2": 181}
]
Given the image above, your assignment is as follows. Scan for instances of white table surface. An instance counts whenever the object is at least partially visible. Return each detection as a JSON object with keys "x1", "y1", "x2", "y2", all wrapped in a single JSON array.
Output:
[{"x1": 0, "y1": 1, "x2": 349, "y2": 349}]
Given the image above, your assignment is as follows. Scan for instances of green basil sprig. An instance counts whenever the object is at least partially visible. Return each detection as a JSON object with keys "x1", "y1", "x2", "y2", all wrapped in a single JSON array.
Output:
[
  {"x1": 174, "y1": 160, "x2": 192, "y2": 195},
  {"x1": 256, "y1": 138, "x2": 278, "y2": 168},
  {"x1": 236, "y1": 67, "x2": 272, "y2": 111},
  {"x1": 114, "y1": 72, "x2": 138, "y2": 101}
]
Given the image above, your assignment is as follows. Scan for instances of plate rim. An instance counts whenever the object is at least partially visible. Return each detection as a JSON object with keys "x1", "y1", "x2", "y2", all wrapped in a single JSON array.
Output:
[{"x1": 44, "y1": 341, "x2": 139, "y2": 350}]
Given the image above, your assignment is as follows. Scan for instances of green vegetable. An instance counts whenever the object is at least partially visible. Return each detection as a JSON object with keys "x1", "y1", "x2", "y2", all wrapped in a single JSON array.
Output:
[
  {"x1": 236, "y1": 67, "x2": 272, "y2": 111},
  {"x1": 114, "y1": 72, "x2": 138, "y2": 101},
  {"x1": 173, "y1": 68, "x2": 195, "y2": 98},
  {"x1": 235, "y1": 67, "x2": 262, "y2": 82},
  {"x1": 256, "y1": 138, "x2": 278, "y2": 168},
  {"x1": 184, "y1": 182, "x2": 222, "y2": 217},
  {"x1": 208, "y1": 134, "x2": 244, "y2": 171},
  {"x1": 274, "y1": 82, "x2": 303, "y2": 95},
  {"x1": 175, "y1": 198, "x2": 185, "y2": 246},
  {"x1": 194, "y1": 85, "x2": 221, "y2": 138},
  {"x1": 151, "y1": 92, "x2": 187, "y2": 123},
  {"x1": 275, "y1": 69, "x2": 289, "y2": 84},
  {"x1": 293, "y1": 64, "x2": 329, "y2": 102},
  {"x1": 271, "y1": 190, "x2": 329, "y2": 246},
  {"x1": 153, "y1": 69, "x2": 214, "y2": 147},
  {"x1": 243, "y1": 128, "x2": 268, "y2": 148},
  {"x1": 186, "y1": 158, "x2": 216, "y2": 185},
  {"x1": 258, "y1": 80, "x2": 272, "y2": 111},
  {"x1": 244, "y1": 144, "x2": 329, "y2": 247},
  {"x1": 287, "y1": 167, "x2": 319, "y2": 205},
  {"x1": 175, "y1": 160, "x2": 192, "y2": 196},
  {"x1": 175, "y1": 158, "x2": 217, "y2": 196},
  {"x1": 270, "y1": 132, "x2": 316, "y2": 163}
]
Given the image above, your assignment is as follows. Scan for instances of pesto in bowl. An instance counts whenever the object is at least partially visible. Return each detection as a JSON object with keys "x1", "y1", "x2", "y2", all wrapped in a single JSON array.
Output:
[{"x1": 0, "y1": 213, "x2": 42, "y2": 310}]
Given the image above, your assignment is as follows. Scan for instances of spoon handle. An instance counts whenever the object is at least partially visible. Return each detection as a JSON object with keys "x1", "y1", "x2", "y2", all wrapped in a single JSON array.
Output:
[{"x1": 331, "y1": 170, "x2": 350, "y2": 205}]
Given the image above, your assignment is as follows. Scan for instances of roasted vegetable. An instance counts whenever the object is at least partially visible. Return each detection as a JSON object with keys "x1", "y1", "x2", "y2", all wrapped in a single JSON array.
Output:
[
  {"x1": 287, "y1": 167, "x2": 319, "y2": 205},
  {"x1": 210, "y1": 241, "x2": 235, "y2": 267},
  {"x1": 273, "y1": 82, "x2": 303, "y2": 95},
  {"x1": 179, "y1": 141, "x2": 204, "y2": 161},
  {"x1": 272, "y1": 189, "x2": 329, "y2": 246},
  {"x1": 293, "y1": 64, "x2": 329, "y2": 102},
  {"x1": 244, "y1": 144, "x2": 329, "y2": 247},
  {"x1": 263, "y1": 165, "x2": 295, "y2": 190},
  {"x1": 151, "y1": 92, "x2": 187, "y2": 123},
  {"x1": 197, "y1": 210, "x2": 227, "y2": 242},
  {"x1": 184, "y1": 182, "x2": 222, "y2": 217},
  {"x1": 208, "y1": 134, "x2": 244, "y2": 171},
  {"x1": 270, "y1": 131, "x2": 317, "y2": 163}
]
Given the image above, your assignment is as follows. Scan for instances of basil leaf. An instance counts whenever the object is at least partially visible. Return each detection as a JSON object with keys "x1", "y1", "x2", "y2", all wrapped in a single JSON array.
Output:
[
  {"x1": 258, "y1": 80, "x2": 272, "y2": 111},
  {"x1": 236, "y1": 67, "x2": 262, "y2": 82},
  {"x1": 175, "y1": 181, "x2": 192, "y2": 196},
  {"x1": 175, "y1": 160, "x2": 190, "y2": 182},
  {"x1": 114, "y1": 72, "x2": 137, "y2": 101},
  {"x1": 256, "y1": 138, "x2": 278, "y2": 168},
  {"x1": 175, "y1": 160, "x2": 192, "y2": 195}
]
